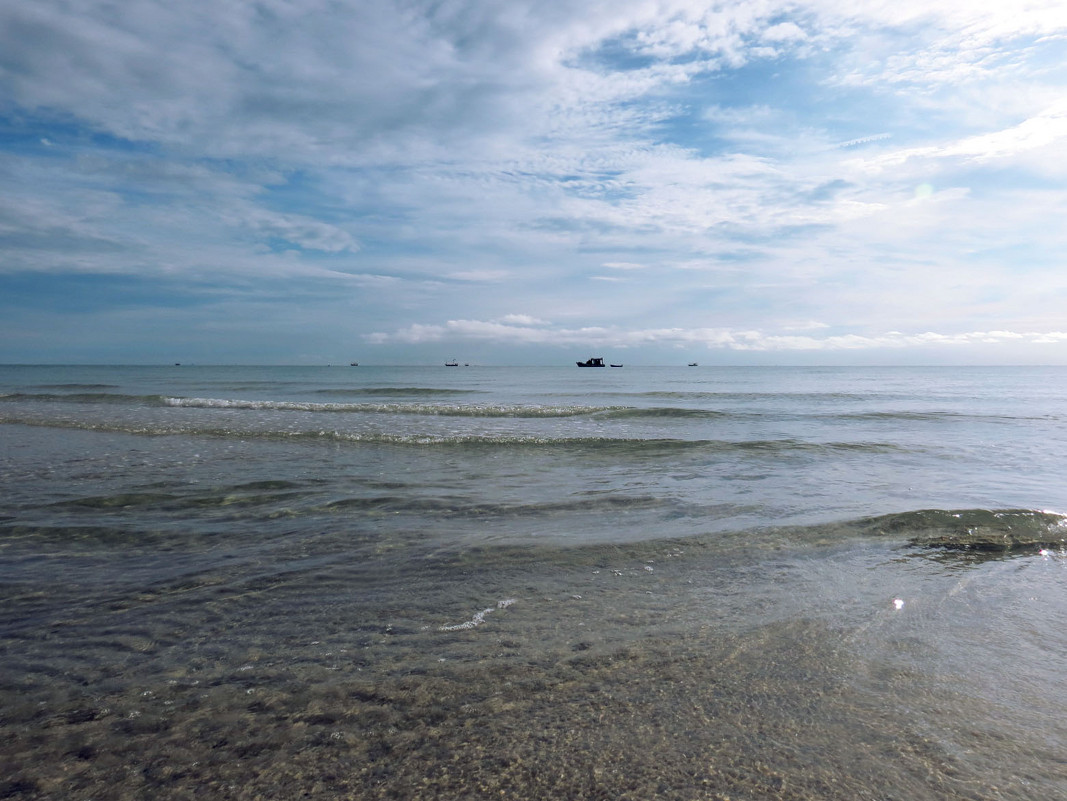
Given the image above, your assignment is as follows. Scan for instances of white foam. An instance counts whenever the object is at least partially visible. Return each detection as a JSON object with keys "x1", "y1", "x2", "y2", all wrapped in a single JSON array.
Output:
[
  {"x1": 440, "y1": 598, "x2": 516, "y2": 632},
  {"x1": 161, "y1": 396, "x2": 603, "y2": 418}
]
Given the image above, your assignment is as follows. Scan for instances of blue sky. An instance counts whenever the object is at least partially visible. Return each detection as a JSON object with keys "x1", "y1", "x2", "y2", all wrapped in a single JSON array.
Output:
[{"x1": 3, "y1": 0, "x2": 1067, "y2": 365}]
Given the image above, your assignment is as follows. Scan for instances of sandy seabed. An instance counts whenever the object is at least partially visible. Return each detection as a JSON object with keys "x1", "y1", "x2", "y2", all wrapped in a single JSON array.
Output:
[{"x1": 1, "y1": 577, "x2": 1049, "y2": 801}]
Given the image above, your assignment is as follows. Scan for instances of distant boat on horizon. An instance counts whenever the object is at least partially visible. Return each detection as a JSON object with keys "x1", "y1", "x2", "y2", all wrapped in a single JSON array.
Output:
[
  {"x1": 688, "y1": 362, "x2": 698, "y2": 367},
  {"x1": 577, "y1": 357, "x2": 606, "y2": 367},
  {"x1": 445, "y1": 359, "x2": 459, "y2": 367},
  {"x1": 350, "y1": 362, "x2": 358, "y2": 366},
  {"x1": 610, "y1": 363, "x2": 623, "y2": 368}
]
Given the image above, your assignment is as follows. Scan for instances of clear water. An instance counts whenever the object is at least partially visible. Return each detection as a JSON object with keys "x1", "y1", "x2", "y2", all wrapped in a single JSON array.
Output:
[{"x1": 2, "y1": 365, "x2": 1067, "y2": 799}]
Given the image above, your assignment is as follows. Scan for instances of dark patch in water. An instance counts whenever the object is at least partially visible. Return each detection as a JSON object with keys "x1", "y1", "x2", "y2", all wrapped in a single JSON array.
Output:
[{"x1": 859, "y1": 508, "x2": 1067, "y2": 552}]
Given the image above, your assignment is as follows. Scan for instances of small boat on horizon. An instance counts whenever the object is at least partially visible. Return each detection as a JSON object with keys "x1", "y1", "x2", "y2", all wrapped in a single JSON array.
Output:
[
  {"x1": 688, "y1": 362, "x2": 698, "y2": 367},
  {"x1": 577, "y1": 357, "x2": 606, "y2": 367},
  {"x1": 350, "y1": 362, "x2": 358, "y2": 366},
  {"x1": 445, "y1": 359, "x2": 459, "y2": 367},
  {"x1": 610, "y1": 364, "x2": 623, "y2": 368}
]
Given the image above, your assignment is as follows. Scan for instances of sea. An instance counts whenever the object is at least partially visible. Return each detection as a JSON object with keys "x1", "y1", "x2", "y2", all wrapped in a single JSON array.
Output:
[{"x1": 2, "y1": 363, "x2": 1067, "y2": 800}]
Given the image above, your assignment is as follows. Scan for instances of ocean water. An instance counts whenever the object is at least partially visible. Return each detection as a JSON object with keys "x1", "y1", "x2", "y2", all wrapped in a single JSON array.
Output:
[{"x1": 2, "y1": 364, "x2": 1067, "y2": 800}]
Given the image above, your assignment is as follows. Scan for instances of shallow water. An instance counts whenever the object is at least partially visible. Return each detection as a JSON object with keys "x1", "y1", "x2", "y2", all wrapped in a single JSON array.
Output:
[{"x1": 3, "y1": 365, "x2": 1067, "y2": 799}]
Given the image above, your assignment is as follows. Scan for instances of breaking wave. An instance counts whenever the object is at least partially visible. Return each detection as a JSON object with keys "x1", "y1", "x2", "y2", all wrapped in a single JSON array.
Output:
[{"x1": 162, "y1": 397, "x2": 611, "y2": 417}]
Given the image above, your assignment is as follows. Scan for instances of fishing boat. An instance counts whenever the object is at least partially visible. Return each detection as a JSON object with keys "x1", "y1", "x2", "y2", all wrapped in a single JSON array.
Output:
[
  {"x1": 688, "y1": 362, "x2": 698, "y2": 367},
  {"x1": 610, "y1": 364, "x2": 623, "y2": 368},
  {"x1": 445, "y1": 359, "x2": 459, "y2": 367},
  {"x1": 577, "y1": 357, "x2": 606, "y2": 367}
]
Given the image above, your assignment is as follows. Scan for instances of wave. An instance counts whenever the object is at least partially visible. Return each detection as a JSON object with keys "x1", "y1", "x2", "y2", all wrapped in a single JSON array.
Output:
[
  {"x1": 31, "y1": 383, "x2": 120, "y2": 390},
  {"x1": 856, "y1": 508, "x2": 1067, "y2": 551},
  {"x1": 318, "y1": 492, "x2": 686, "y2": 518},
  {"x1": 841, "y1": 411, "x2": 967, "y2": 421},
  {"x1": 3, "y1": 392, "x2": 1040, "y2": 427},
  {"x1": 0, "y1": 392, "x2": 607, "y2": 417},
  {"x1": 564, "y1": 507, "x2": 1067, "y2": 557},
  {"x1": 318, "y1": 504, "x2": 1065, "y2": 550},
  {"x1": 0, "y1": 392, "x2": 160, "y2": 405},
  {"x1": 602, "y1": 390, "x2": 881, "y2": 402},
  {"x1": 313, "y1": 387, "x2": 480, "y2": 397},
  {"x1": 165, "y1": 398, "x2": 735, "y2": 419},
  {"x1": 48, "y1": 484, "x2": 307, "y2": 512},
  {"x1": 837, "y1": 410, "x2": 1037, "y2": 423},
  {"x1": 0, "y1": 414, "x2": 904, "y2": 458},
  {"x1": 598, "y1": 406, "x2": 730, "y2": 420},
  {"x1": 162, "y1": 397, "x2": 611, "y2": 417}
]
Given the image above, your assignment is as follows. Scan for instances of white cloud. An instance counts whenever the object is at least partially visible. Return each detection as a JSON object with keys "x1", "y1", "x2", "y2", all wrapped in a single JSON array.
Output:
[
  {"x1": 497, "y1": 314, "x2": 551, "y2": 325},
  {"x1": 763, "y1": 21, "x2": 807, "y2": 43},
  {"x1": 834, "y1": 133, "x2": 892, "y2": 149},
  {"x1": 366, "y1": 319, "x2": 1067, "y2": 353},
  {"x1": 855, "y1": 101, "x2": 1067, "y2": 174},
  {"x1": 780, "y1": 320, "x2": 831, "y2": 332},
  {"x1": 243, "y1": 210, "x2": 359, "y2": 253}
]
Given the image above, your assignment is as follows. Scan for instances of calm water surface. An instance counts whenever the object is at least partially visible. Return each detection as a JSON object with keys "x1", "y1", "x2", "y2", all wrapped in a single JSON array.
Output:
[{"x1": 2, "y1": 365, "x2": 1067, "y2": 799}]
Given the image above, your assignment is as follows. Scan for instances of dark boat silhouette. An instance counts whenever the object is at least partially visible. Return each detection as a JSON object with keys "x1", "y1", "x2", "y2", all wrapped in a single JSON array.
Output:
[{"x1": 577, "y1": 357, "x2": 606, "y2": 367}]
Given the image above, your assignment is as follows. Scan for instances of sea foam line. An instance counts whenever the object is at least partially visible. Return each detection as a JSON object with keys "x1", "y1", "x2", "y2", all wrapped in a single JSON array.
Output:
[
  {"x1": 440, "y1": 598, "x2": 516, "y2": 632},
  {"x1": 162, "y1": 397, "x2": 605, "y2": 417}
]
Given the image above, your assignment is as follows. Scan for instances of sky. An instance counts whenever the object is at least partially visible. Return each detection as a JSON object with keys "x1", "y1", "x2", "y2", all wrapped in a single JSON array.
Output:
[{"x1": 2, "y1": 0, "x2": 1067, "y2": 365}]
